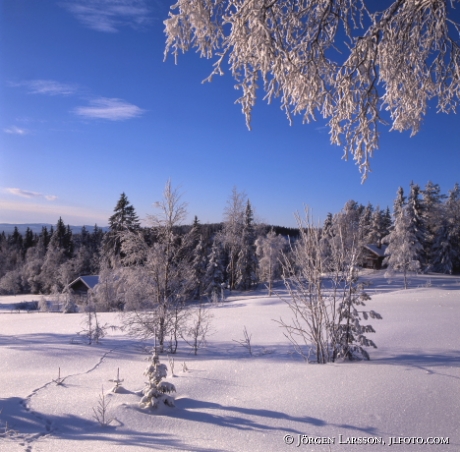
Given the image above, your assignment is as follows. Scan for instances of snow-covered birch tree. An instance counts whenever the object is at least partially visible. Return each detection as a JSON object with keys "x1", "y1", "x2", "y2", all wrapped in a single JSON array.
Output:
[
  {"x1": 123, "y1": 180, "x2": 192, "y2": 353},
  {"x1": 220, "y1": 187, "x2": 246, "y2": 290},
  {"x1": 164, "y1": 0, "x2": 460, "y2": 180},
  {"x1": 255, "y1": 229, "x2": 286, "y2": 296}
]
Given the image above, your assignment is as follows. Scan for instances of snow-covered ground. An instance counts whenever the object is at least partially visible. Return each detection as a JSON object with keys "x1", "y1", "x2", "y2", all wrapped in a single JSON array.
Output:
[{"x1": 1, "y1": 271, "x2": 459, "y2": 452}]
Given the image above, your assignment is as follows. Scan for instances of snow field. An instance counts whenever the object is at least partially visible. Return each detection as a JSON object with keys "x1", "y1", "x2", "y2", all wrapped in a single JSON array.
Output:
[{"x1": 1, "y1": 272, "x2": 459, "y2": 451}]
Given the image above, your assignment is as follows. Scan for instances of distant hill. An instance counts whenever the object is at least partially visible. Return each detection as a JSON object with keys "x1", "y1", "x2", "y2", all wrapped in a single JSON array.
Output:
[{"x1": 0, "y1": 224, "x2": 109, "y2": 235}]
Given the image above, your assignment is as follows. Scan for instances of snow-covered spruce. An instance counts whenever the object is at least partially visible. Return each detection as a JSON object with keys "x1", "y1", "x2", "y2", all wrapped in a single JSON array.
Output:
[{"x1": 140, "y1": 347, "x2": 176, "y2": 409}]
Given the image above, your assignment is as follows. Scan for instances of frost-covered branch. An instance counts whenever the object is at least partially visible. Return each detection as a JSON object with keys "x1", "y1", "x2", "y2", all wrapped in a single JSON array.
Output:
[{"x1": 165, "y1": 0, "x2": 460, "y2": 180}]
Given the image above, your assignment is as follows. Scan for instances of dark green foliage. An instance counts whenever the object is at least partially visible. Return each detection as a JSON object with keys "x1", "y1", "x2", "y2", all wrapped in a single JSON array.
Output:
[
  {"x1": 103, "y1": 193, "x2": 140, "y2": 267},
  {"x1": 236, "y1": 201, "x2": 258, "y2": 290},
  {"x1": 204, "y1": 240, "x2": 225, "y2": 298}
]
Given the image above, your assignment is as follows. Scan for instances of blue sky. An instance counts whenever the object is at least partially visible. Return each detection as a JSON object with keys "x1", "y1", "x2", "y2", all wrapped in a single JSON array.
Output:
[{"x1": 1, "y1": 0, "x2": 459, "y2": 228}]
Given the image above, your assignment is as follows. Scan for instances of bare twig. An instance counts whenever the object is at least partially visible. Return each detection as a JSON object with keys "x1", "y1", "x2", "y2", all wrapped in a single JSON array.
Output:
[
  {"x1": 232, "y1": 326, "x2": 253, "y2": 356},
  {"x1": 53, "y1": 367, "x2": 66, "y2": 386}
]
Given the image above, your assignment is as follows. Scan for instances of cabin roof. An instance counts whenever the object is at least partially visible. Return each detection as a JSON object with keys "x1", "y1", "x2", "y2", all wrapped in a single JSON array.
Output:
[
  {"x1": 363, "y1": 244, "x2": 387, "y2": 257},
  {"x1": 68, "y1": 275, "x2": 99, "y2": 291}
]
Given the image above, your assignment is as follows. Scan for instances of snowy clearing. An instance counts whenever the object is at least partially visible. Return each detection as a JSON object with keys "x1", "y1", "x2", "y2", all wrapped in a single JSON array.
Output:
[{"x1": 1, "y1": 271, "x2": 459, "y2": 452}]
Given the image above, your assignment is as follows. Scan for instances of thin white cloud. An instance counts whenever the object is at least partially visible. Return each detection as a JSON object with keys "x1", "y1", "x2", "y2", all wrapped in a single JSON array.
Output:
[
  {"x1": 3, "y1": 126, "x2": 29, "y2": 135},
  {"x1": 74, "y1": 97, "x2": 144, "y2": 121},
  {"x1": 11, "y1": 80, "x2": 78, "y2": 96},
  {"x1": 61, "y1": 0, "x2": 151, "y2": 33},
  {"x1": 6, "y1": 188, "x2": 42, "y2": 199},
  {"x1": 0, "y1": 200, "x2": 109, "y2": 225},
  {"x1": 6, "y1": 188, "x2": 58, "y2": 201}
]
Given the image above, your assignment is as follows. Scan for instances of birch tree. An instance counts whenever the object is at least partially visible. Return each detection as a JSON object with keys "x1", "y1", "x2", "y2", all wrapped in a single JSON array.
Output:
[
  {"x1": 164, "y1": 0, "x2": 460, "y2": 180},
  {"x1": 277, "y1": 208, "x2": 381, "y2": 363},
  {"x1": 123, "y1": 180, "x2": 191, "y2": 353},
  {"x1": 220, "y1": 187, "x2": 246, "y2": 290},
  {"x1": 255, "y1": 229, "x2": 286, "y2": 296}
]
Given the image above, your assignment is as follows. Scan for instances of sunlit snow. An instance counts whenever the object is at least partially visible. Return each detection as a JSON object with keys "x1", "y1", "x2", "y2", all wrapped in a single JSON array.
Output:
[{"x1": 1, "y1": 271, "x2": 459, "y2": 451}]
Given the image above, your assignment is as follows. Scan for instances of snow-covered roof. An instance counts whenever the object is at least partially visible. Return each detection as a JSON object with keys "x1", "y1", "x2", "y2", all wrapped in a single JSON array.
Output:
[
  {"x1": 68, "y1": 275, "x2": 99, "y2": 290},
  {"x1": 363, "y1": 244, "x2": 387, "y2": 257}
]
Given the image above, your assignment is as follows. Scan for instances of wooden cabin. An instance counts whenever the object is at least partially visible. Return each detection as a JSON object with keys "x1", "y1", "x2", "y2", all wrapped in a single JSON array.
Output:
[
  {"x1": 67, "y1": 275, "x2": 99, "y2": 296},
  {"x1": 361, "y1": 244, "x2": 387, "y2": 270}
]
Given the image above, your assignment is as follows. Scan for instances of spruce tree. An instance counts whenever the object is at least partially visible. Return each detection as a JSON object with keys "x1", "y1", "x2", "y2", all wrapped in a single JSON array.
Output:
[
  {"x1": 368, "y1": 207, "x2": 385, "y2": 246},
  {"x1": 323, "y1": 213, "x2": 334, "y2": 238},
  {"x1": 10, "y1": 227, "x2": 23, "y2": 251},
  {"x1": 422, "y1": 181, "x2": 445, "y2": 268},
  {"x1": 140, "y1": 347, "x2": 176, "y2": 409},
  {"x1": 188, "y1": 216, "x2": 201, "y2": 248},
  {"x1": 189, "y1": 237, "x2": 207, "y2": 299},
  {"x1": 359, "y1": 203, "x2": 373, "y2": 245},
  {"x1": 103, "y1": 193, "x2": 140, "y2": 267},
  {"x1": 432, "y1": 213, "x2": 454, "y2": 274},
  {"x1": 41, "y1": 226, "x2": 51, "y2": 250},
  {"x1": 384, "y1": 187, "x2": 422, "y2": 289},
  {"x1": 204, "y1": 239, "x2": 225, "y2": 299},
  {"x1": 65, "y1": 225, "x2": 74, "y2": 258},
  {"x1": 23, "y1": 227, "x2": 36, "y2": 254},
  {"x1": 382, "y1": 207, "x2": 392, "y2": 237},
  {"x1": 405, "y1": 183, "x2": 427, "y2": 269},
  {"x1": 235, "y1": 201, "x2": 258, "y2": 290},
  {"x1": 6, "y1": 227, "x2": 24, "y2": 271},
  {"x1": 446, "y1": 183, "x2": 460, "y2": 272}
]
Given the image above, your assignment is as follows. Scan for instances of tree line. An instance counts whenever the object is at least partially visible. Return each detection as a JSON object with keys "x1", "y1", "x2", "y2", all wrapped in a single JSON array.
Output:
[{"x1": 0, "y1": 180, "x2": 459, "y2": 299}]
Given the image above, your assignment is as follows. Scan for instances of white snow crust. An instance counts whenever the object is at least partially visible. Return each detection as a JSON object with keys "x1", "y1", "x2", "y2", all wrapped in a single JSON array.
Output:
[{"x1": 1, "y1": 271, "x2": 459, "y2": 451}]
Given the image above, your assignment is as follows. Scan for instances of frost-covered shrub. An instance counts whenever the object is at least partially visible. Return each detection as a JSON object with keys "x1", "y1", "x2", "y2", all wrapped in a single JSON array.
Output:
[
  {"x1": 79, "y1": 308, "x2": 107, "y2": 344},
  {"x1": 181, "y1": 303, "x2": 213, "y2": 355},
  {"x1": 62, "y1": 293, "x2": 78, "y2": 313},
  {"x1": 140, "y1": 347, "x2": 176, "y2": 409},
  {"x1": 278, "y1": 209, "x2": 382, "y2": 363},
  {"x1": 38, "y1": 296, "x2": 50, "y2": 312}
]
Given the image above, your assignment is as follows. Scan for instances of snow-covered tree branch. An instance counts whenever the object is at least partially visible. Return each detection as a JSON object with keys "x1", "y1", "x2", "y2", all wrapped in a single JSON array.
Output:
[{"x1": 164, "y1": 0, "x2": 460, "y2": 180}]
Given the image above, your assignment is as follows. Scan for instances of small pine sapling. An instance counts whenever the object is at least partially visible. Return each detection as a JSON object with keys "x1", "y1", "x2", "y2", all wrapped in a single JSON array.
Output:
[
  {"x1": 140, "y1": 347, "x2": 176, "y2": 409},
  {"x1": 109, "y1": 368, "x2": 124, "y2": 393},
  {"x1": 93, "y1": 386, "x2": 114, "y2": 427}
]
